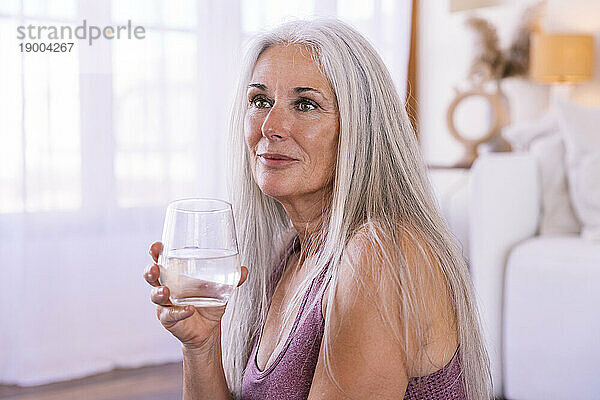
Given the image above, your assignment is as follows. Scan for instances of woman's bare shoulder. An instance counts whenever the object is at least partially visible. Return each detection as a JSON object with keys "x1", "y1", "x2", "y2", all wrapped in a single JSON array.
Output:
[
  {"x1": 333, "y1": 220, "x2": 458, "y2": 376},
  {"x1": 341, "y1": 219, "x2": 434, "y2": 275},
  {"x1": 311, "y1": 222, "x2": 411, "y2": 398}
]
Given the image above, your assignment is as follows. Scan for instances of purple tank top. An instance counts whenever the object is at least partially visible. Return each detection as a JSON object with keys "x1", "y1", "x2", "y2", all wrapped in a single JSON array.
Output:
[{"x1": 241, "y1": 235, "x2": 467, "y2": 400}]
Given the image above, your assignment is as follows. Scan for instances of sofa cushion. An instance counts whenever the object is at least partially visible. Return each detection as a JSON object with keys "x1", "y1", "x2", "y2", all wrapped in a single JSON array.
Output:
[
  {"x1": 503, "y1": 236, "x2": 600, "y2": 399},
  {"x1": 529, "y1": 133, "x2": 581, "y2": 235},
  {"x1": 556, "y1": 98, "x2": 600, "y2": 241},
  {"x1": 502, "y1": 113, "x2": 581, "y2": 236}
]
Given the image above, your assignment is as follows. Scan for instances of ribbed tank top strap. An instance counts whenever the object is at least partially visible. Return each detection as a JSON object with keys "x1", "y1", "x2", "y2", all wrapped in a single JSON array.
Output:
[{"x1": 265, "y1": 234, "x2": 301, "y2": 303}]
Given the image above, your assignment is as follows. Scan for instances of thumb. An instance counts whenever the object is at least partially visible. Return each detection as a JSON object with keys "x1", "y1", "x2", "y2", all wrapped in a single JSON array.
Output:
[{"x1": 237, "y1": 265, "x2": 249, "y2": 287}]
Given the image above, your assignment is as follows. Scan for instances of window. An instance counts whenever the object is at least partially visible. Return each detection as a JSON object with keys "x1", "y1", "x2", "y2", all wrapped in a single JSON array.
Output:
[
  {"x1": 0, "y1": 2, "x2": 81, "y2": 213},
  {"x1": 112, "y1": 26, "x2": 199, "y2": 207}
]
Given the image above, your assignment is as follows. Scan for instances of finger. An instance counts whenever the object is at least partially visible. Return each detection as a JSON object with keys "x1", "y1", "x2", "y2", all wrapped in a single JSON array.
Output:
[
  {"x1": 237, "y1": 265, "x2": 249, "y2": 287},
  {"x1": 157, "y1": 304, "x2": 194, "y2": 325},
  {"x1": 151, "y1": 286, "x2": 174, "y2": 306},
  {"x1": 149, "y1": 242, "x2": 163, "y2": 263},
  {"x1": 143, "y1": 264, "x2": 161, "y2": 287}
]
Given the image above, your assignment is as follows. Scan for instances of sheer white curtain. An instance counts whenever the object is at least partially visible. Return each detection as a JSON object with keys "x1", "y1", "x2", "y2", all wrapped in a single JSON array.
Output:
[{"x1": 0, "y1": 0, "x2": 411, "y2": 386}]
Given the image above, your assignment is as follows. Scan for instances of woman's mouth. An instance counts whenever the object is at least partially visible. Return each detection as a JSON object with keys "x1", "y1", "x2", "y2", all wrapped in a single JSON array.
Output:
[{"x1": 258, "y1": 154, "x2": 297, "y2": 167}]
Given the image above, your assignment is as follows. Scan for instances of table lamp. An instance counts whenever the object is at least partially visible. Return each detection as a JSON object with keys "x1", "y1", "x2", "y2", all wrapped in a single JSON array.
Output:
[
  {"x1": 530, "y1": 33, "x2": 594, "y2": 84},
  {"x1": 449, "y1": 0, "x2": 505, "y2": 12}
]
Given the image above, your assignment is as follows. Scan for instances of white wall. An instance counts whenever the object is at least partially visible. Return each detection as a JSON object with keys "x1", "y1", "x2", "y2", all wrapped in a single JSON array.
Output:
[{"x1": 418, "y1": 0, "x2": 600, "y2": 166}]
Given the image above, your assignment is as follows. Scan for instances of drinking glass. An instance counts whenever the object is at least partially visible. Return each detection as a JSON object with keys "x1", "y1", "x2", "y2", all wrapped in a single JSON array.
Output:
[{"x1": 158, "y1": 198, "x2": 240, "y2": 307}]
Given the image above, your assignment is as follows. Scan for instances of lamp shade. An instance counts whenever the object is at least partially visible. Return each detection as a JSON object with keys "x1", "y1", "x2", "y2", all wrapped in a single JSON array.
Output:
[
  {"x1": 450, "y1": 0, "x2": 504, "y2": 12},
  {"x1": 530, "y1": 33, "x2": 595, "y2": 84}
]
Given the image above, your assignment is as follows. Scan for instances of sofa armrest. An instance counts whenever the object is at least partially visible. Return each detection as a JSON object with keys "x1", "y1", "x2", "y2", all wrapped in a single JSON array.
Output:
[{"x1": 468, "y1": 152, "x2": 540, "y2": 396}]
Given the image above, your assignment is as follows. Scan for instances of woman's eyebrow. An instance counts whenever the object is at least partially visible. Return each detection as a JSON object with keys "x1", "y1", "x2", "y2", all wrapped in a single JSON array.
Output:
[
  {"x1": 293, "y1": 87, "x2": 329, "y2": 102},
  {"x1": 293, "y1": 86, "x2": 320, "y2": 95},
  {"x1": 248, "y1": 83, "x2": 267, "y2": 91}
]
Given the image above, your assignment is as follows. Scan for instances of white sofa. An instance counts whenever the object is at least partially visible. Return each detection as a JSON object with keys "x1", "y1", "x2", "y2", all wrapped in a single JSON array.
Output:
[{"x1": 469, "y1": 153, "x2": 600, "y2": 400}]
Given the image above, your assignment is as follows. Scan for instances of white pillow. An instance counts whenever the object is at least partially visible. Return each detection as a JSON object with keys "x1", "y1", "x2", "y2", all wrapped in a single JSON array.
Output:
[
  {"x1": 556, "y1": 98, "x2": 600, "y2": 241},
  {"x1": 529, "y1": 133, "x2": 581, "y2": 235},
  {"x1": 502, "y1": 113, "x2": 559, "y2": 151}
]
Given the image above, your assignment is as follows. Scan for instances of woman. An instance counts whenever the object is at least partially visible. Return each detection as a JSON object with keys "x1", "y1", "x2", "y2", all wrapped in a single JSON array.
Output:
[{"x1": 144, "y1": 18, "x2": 492, "y2": 399}]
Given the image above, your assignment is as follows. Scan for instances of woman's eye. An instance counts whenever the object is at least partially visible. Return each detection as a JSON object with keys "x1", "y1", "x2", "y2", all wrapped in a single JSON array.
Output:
[
  {"x1": 252, "y1": 97, "x2": 271, "y2": 109},
  {"x1": 296, "y1": 100, "x2": 317, "y2": 112}
]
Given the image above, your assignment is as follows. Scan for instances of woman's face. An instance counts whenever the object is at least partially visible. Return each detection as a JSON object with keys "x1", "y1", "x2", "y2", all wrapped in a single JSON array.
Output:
[{"x1": 244, "y1": 44, "x2": 339, "y2": 201}]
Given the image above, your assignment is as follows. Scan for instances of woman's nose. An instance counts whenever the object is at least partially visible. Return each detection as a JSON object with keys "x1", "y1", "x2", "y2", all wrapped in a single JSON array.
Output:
[{"x1": 261, "y1": 105, "x2": 291, "y2": 140}]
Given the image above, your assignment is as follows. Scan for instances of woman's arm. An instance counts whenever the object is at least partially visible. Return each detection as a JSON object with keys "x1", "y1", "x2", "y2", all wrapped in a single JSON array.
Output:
[
  {"x1": 145, "y1": 242, "x2": 249, "y2": 400},
  {"x1": 307, "y1": 233, "x2": 409, "y2": 399},
  {"x1": 182, "y1": 325, "x2": 232, "y2": 400}
]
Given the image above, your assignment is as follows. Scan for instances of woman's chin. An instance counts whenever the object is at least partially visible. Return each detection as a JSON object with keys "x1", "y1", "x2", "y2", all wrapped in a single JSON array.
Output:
[{"x1": 257, "y1": 181, "x2": 295, "y2": 199}]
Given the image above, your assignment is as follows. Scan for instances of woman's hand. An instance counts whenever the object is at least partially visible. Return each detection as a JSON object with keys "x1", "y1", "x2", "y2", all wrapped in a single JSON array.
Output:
[{"x1": 144, "y1": 241, "x2": 249, "y2": 352}]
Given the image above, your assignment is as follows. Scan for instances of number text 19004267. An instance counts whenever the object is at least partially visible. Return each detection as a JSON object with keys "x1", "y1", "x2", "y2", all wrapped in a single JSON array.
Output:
[{"x1": 19, "y1": 42, "x2": 75, "y2": 53}]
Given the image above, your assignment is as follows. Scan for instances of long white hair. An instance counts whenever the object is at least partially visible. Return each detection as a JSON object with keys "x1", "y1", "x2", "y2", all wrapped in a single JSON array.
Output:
[{"x1": 222, "y1": 17, "x2": 492, "y2": 400}]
